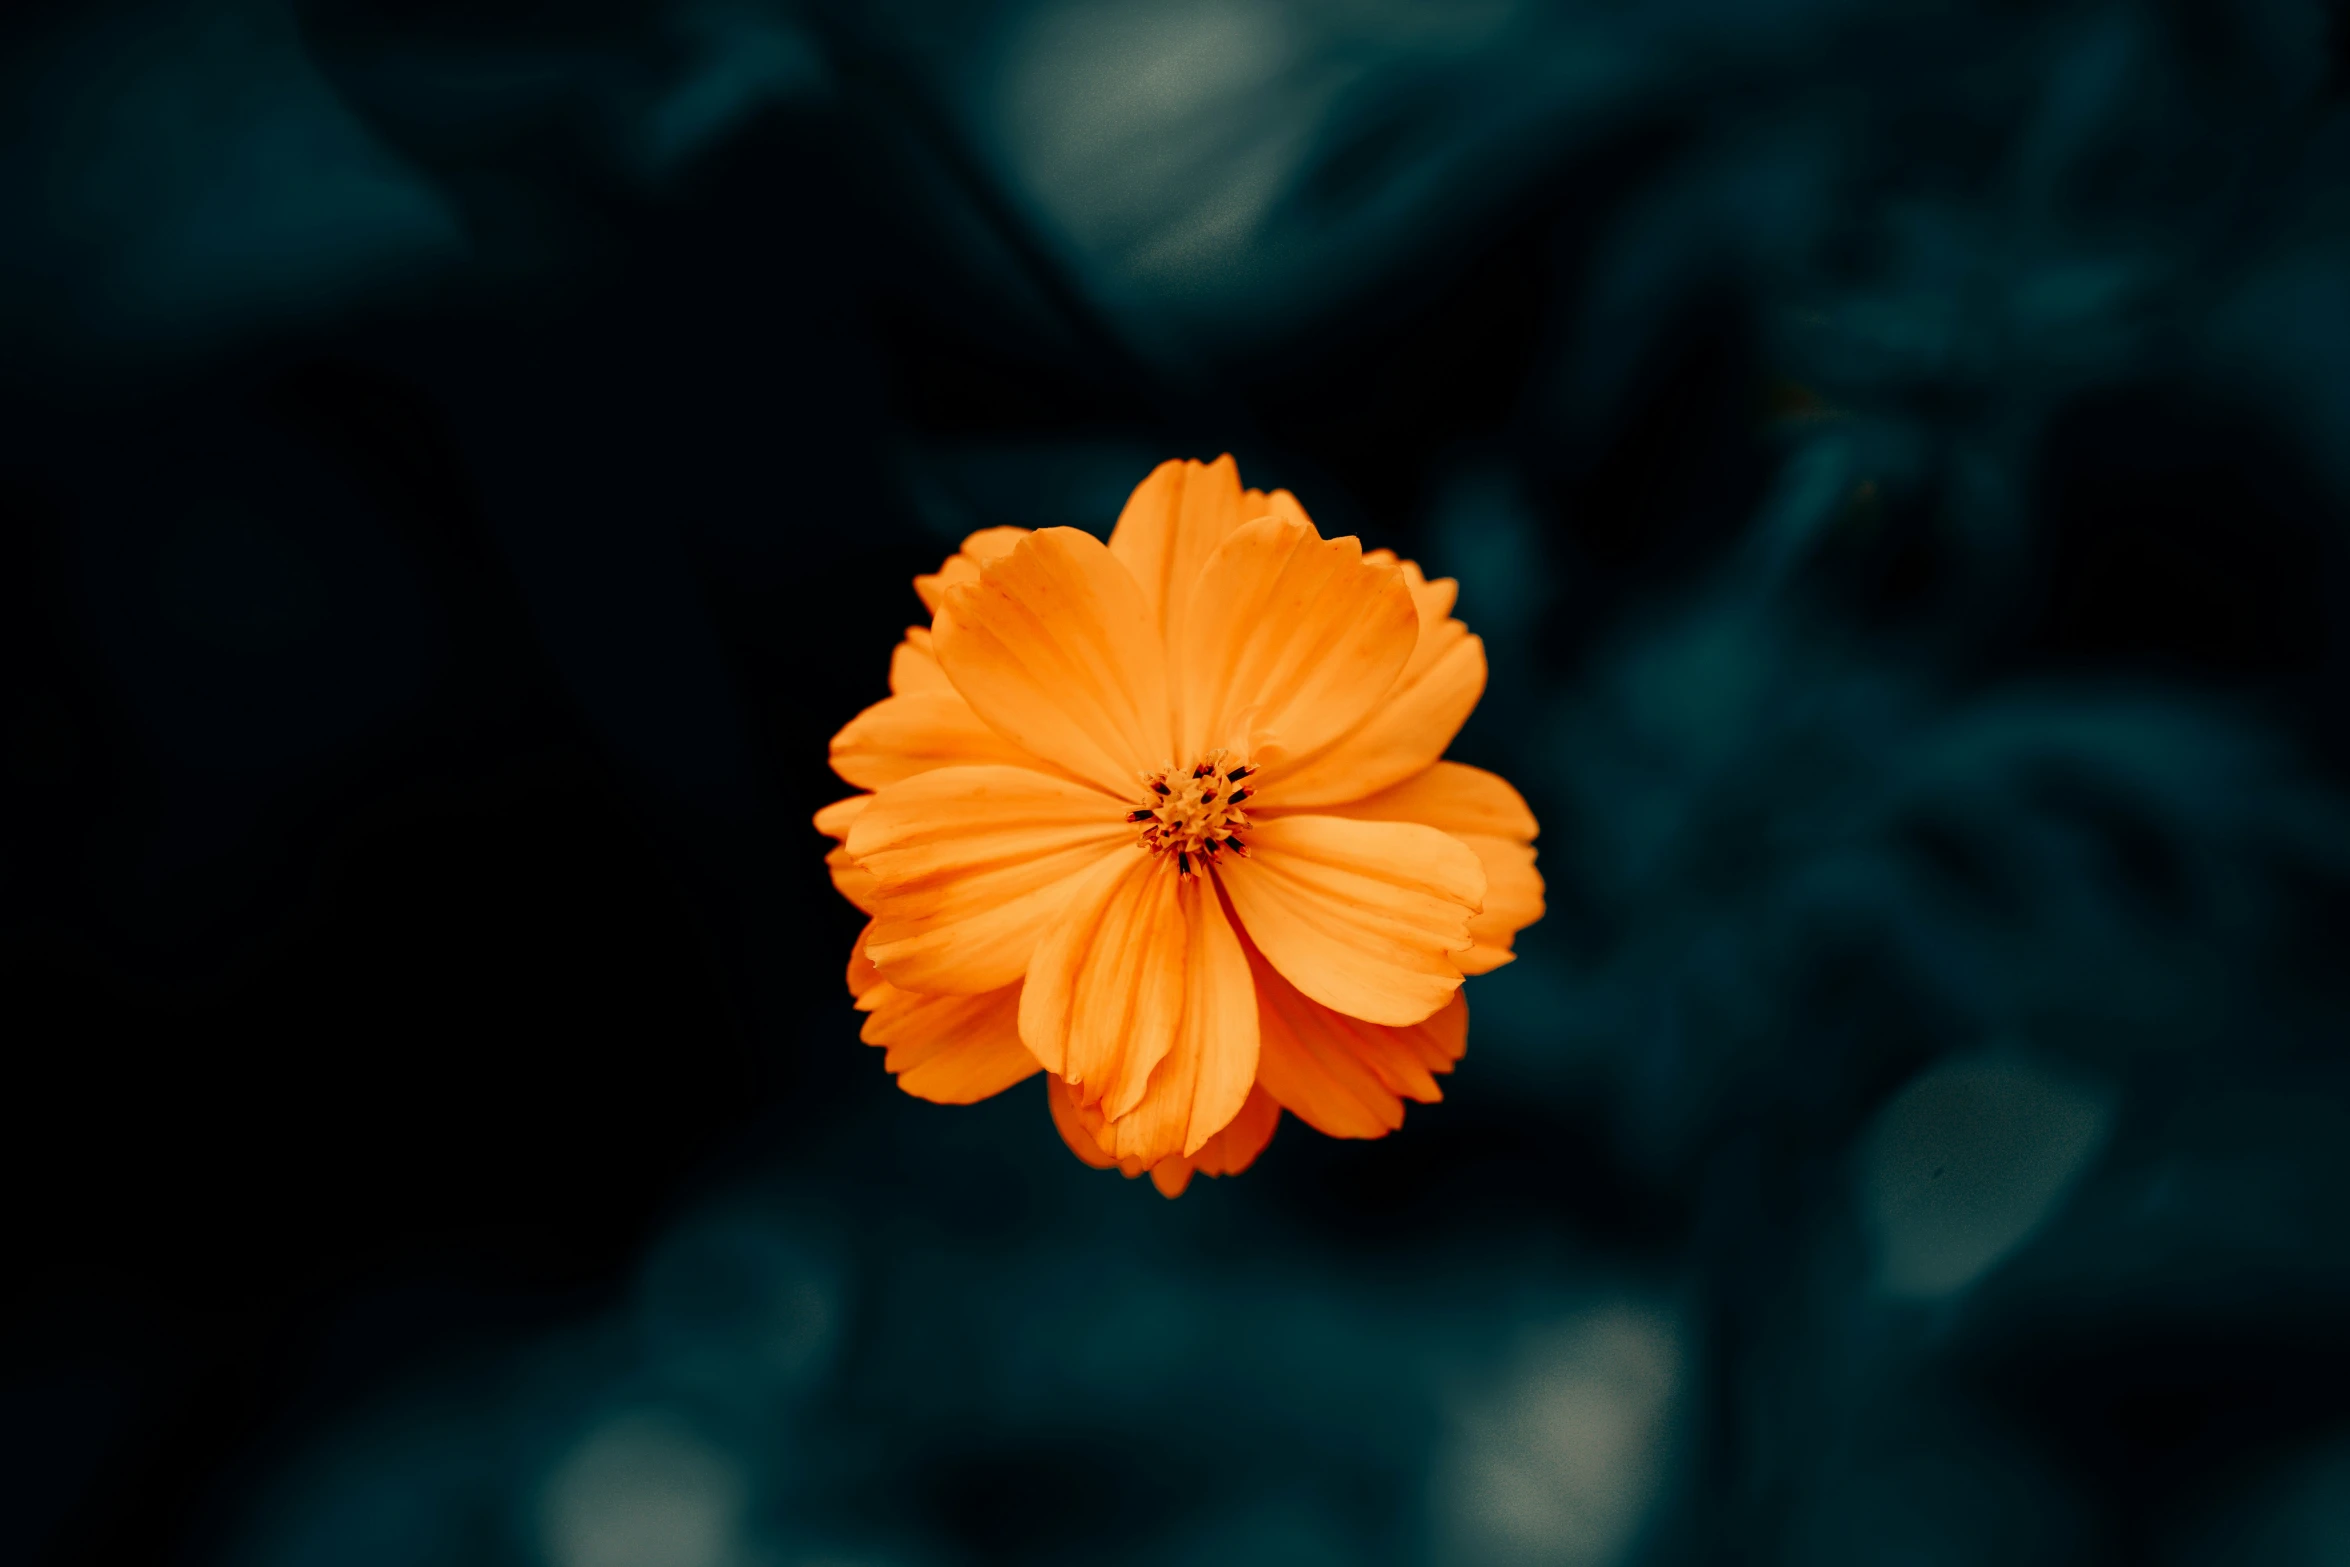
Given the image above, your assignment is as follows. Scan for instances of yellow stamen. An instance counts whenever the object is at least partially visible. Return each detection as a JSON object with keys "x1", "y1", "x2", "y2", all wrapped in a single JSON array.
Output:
[{"x1": 1133, "y1": 751, "x2": 1255, "y2": 875}]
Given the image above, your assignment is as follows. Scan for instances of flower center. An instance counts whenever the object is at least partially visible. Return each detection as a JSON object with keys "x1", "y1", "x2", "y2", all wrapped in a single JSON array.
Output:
[{"x1": 1128, "y1": 751, "x2": 1256, "y2": 877}]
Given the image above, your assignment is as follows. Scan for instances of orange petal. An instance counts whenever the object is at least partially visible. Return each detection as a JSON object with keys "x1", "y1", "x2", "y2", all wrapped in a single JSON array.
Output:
[
  {"x1": 1216, "y1": 814, "x2": 1483, "y2": 1026},
  {"x1": 1252, "y1": 942, "x2": 1467, "y2": 1138},
  {"x1": 1046, "y1": 1072, "x2": 1121, "y2": 1169},
  {"x1": 1107, "y1": 456, "x2": 1309, "y2": 645},
  {"x1": 1303, "y1": 761, "x2": 1544, "y2": 971},
  {"x1": 1107, "y1": 458, "x2": 1240, "y2": 638},
  {"x1": 1149, "y1": 1160, "x2": 1195, "y2": 1197},
  {"x1": 847, "y1": 921, "x2": 882, "y2": 999},
  {"x1": 1183, "y1": 1081, "x2": 1281, "y2": 1175},
  {"x1": 1388, "y1": 556, "x2": 1462, "y2": 681},
  {"x1": 1050, "y1": 1074, "x2": 1279, "y2": 1196},
  {"x1": 888, "y1": 627, "x2": 956, "y2": 696},
  {"x1": 1175, "y1": 516, "x2": 1419, "y2": 764},
  {"x1": 857, "y1": 980, "x2": 1039, "y2": 1104},
  {"x1": 1306, "y1": 760, "x2": 1538, "y2": 841},
  {"x1": 827, "y1": 842, "x2": 879, "y2": 915},
  {"x1": 1043, "y1": 1072, "x2": 1157, "y2": 1177},
  {"x1": 828, "y1": 691, "x2": 1042, "y2": 790},
  {"x1": 932, "y1": 528, "x2": 1172, "y2": 797},
  {"x1": 1456, "y1": 834, "x2": 1544, "y2": 973},
  {"x1": 814, "y1": 794, "x2": 871, "y2": 841},
  {"x1": 1018, "y1": 850, "x2": 1258, "y2": 1161},
  {"x1": 1250, "y1": 559, "x2": 1486, "y2": 808},
  {"x1": 849, "y1": 764, "x2": 1127, "y2": 993},
  {"x1": 1143, "y1": 1083, "x2": 1282, "y2": 1196},
  {"x1": 913, "y1": 526, "x2": 1029, "y2": 615}
]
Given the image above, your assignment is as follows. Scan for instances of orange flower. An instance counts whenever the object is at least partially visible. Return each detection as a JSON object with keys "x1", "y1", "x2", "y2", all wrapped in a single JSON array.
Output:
[{"x1": 818, "y1": 457, "x2": 1543, "y2": 1196}]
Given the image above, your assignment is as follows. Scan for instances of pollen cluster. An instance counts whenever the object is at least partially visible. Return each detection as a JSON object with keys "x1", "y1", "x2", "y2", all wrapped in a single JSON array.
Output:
[{"x1": 1128, "y1": 752, "x2": 1255, "y2": 876}]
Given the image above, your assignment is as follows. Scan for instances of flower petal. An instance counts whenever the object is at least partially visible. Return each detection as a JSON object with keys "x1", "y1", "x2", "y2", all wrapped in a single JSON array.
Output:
[
  {"x1": 1216, "y1": 814, "x2": 1483, "y2": 1026},
  {"x1": 1043, "y1": 1075, "x2": 1278, "y2": 1196},
  {"x1": 847, "y1": 921, "x2": 881, "y2": 998},
  {"x1": 1108, "y1": 455, "x2": 1308, "y2": 645},
  {"x1": 1305, "y1": 760, "x2": 1538, "y2": 841},
  {"x1": 814, "y1": 794, "x2": 871, "y2": 841},
  {"x1": 1252, "y1": 942, "x2": 1467, "y2": 1138},
  {"x1": 1019, "y1": 850, "x2": 1258, "y2": 1161},
  {"x1": 1175, "y1": 516, "x2": 1419, "y2": 764},
  {"x1": 1303, "y1": 761, "x2": 1544, "y2": 971},
  {"x1": 913, "y1": 526, "x2": 1029, "y2": 615},
  {"x1": 888, "y1": 627, "x2": 955, "y2": 696},
  {"x1": 1457, "y1": 835, "x2": 1544, "y2": 974},
  {"x1": 1043, "y1": 1073, "x2": 1159, "y2": 1180},
  {"x1": 1107, "y1": 457, "x2": 1241, "y2": 635},
  {"x1": 1046, "y1": 1073, "x2": 1122, "y2": 1170},
  {"x1": 1177, "y1": 1083, "x2": 1282, "y2": 1177},
  {"x1": 828, "y1": 843, "x2": 879, "y2": 915},
  {"x1": 1052, "y1": 1077, "x2": 1164, "y2": 1186},
  {"x1": 933, "y1": 528, "x2": 1172, "y2": 796},
  {"x1": 1388, "y1": 555, "x2": 1461, "y2": 674},
  {"x1": 856, "y1": 980, "x2": 1039, "y2": 1104},
  {"x1": 849, "y1": 764, "x2": 1127, "y2": 993},
  {"x1": 828, "y1": 691, "x2": 1041, "y2": 789},
  {"x1": 1250, "y1": 559, "x2": 1486, "y2": 807}
]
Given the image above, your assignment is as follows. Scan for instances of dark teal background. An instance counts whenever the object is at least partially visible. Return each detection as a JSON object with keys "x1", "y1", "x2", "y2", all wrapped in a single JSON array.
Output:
[{"x1": 7, "y1": 2, "x2": 2350, "y2": 1564}]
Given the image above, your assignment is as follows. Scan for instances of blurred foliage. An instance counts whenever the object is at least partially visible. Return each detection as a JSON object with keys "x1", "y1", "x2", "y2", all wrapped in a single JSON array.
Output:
[{"x1": 8, "y1": 1, "x2": 2350, "y2": 1565}]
